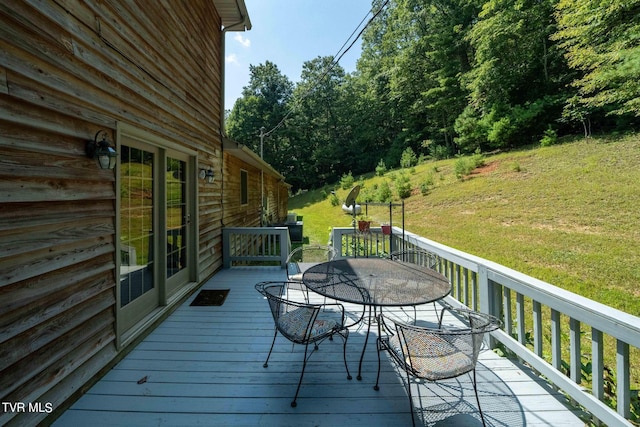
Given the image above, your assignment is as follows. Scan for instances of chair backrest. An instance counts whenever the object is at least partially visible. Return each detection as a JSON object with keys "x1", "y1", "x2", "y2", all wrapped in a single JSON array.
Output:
[
  {"x1": 286, "y1": 245, "x2": 337, "y2": 279},
  {"x1": 389, "y1": 250, "x2": 439, "y2": 270},
  {"x1": 390, "y1": 309, "x2": 501, "y2": 381},
  {"x1": 287, "y1": 245, "x2": 337, "y2": 264},
  {"x1": 256, "y1": 281, "x2": 321, "y2": 344}
]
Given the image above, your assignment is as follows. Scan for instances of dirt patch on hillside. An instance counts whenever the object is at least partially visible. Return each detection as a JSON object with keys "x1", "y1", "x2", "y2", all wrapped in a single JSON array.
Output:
[{"x1": 472, "y1": 161, "x2": 499, "y2": 175}]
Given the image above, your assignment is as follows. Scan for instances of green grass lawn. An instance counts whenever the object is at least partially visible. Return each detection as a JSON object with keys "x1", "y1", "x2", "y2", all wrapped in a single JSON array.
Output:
[
  {"x1": 290, "y1": 133, "x2": 640, "y2": 315},
  {"x1": 289, "y1": 133, "x2": 640, "y2": 416}
]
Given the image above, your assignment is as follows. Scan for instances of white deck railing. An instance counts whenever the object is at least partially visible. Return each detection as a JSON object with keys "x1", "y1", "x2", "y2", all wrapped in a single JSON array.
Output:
[
  {"x1": 222, "y1": 227, "x2": 290, "y2": 268},
  {"x1": 331, "y1": 226, "x2": 639, "y2": 427}
]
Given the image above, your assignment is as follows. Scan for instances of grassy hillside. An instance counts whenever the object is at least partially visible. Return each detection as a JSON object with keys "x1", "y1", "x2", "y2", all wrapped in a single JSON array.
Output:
[{"x1": 289, "y1": 133, "x2": 640, "y2": 316}]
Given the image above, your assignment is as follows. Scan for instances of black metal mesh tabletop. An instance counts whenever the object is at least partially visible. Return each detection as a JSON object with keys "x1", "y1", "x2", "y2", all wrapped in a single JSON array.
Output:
[{"x1": 302, "y1": 258, "x2": 451, "y2": 307}]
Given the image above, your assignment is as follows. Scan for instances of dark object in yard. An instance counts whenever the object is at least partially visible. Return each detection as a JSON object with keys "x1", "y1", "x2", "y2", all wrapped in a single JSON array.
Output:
[{"x1": 190, "y1": 289, "x2": 230, "y2": 306}]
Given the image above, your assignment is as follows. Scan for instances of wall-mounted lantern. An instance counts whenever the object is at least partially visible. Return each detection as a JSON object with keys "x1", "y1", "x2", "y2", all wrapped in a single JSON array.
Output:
[
  {"x1": 199, "y1": 168, "x2": 215, "y2": 183},
  {"x1": 86, "y1": 130, "x2": 117, "y2": 170}
]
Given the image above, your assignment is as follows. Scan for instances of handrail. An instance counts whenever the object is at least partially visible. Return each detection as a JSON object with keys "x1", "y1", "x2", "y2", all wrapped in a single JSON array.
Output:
[
  {"x1": 330, "y1": 226, "x2": 639, "y2": 426},
  {"x1": 222, "y1": 227, "x2": 290, "y2": 268}
]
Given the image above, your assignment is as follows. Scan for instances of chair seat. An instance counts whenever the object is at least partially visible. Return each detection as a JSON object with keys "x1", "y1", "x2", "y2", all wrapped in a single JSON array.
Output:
[
  {"x1": 280, "y1": 308, "x2": 339, "y2": 341},
  {"x1": 386, "y1": 334, "x2": 474, "y2": 381}
]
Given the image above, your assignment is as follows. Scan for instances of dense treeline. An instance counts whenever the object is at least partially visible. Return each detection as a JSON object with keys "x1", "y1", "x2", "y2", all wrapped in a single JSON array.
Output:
[{"x1": 226, "y1": 0, "x2": 640, "y2": 191}]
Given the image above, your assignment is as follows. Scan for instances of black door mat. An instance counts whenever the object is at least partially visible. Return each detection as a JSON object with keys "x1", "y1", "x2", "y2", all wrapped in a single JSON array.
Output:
[{"x1": 190, "y1": 289, "x2": 230, "y2": 306}]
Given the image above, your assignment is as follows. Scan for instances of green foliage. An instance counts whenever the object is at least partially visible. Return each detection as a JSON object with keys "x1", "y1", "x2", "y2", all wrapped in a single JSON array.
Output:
[
  {"x1": 226, "y1": 0, "x2": 639, "y2": 192},
  {"x1": 375, "y1": 159, "x2": 387, "y2": 176},
  {"x1": 454, "y1": 151, "x2": 485, "y2": 179},
  {"x1": 540, "y1": 127, "x2": 558, "y2": 147},
  {"x1": 395, "y1": 173, "x2": 412, "y2": 199},
  {"x1": 429, "y1": 144, "x2": 450, "y2": 160},
  {"x1": 329, "y1": 191, "x2": 340, "y2": 207},
  {"x1": 400, "y1": 147, "x2": 418, "y2": 169},
  {"x1": 376, "y1": 180, "x2": 393, "y2": 203},
  {"x1": 554, "y1": 0, "x2": 640, "y2": 117},
  {"x1": 419, "y1": 172, "x2": 435, "y2": 196},
  {"x1": 340, "y1": 171, "x2": 354, "y2": 190}
]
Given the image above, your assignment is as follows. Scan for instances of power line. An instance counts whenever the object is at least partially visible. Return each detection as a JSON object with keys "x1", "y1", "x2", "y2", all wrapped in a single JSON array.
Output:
[{"x1": 262, "y1": 0, "x2": 390, "y2": 138}]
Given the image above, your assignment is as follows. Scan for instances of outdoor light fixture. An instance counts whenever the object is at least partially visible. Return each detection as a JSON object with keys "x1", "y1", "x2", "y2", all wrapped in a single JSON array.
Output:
[
  {"x1": 199, "y1": 168, "x2": 215, "y2": 183},
  {"x1": 86, "y1": 130, "x2": 117, "y2": 170}
]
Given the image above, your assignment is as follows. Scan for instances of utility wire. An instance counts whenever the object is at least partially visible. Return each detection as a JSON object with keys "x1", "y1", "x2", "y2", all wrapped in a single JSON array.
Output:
[{"x1": 262, "y1": 0, "x2": 390, "y2": 138}]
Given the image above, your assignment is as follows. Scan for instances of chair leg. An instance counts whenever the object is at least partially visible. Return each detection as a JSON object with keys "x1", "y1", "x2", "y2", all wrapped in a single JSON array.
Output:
[
  {"x1": 471, "y1": 369, "x2": 487, "y2": 427},
  {"x1": 341, "y1": 330, "x2": 352, "y2": 380},
  {"x1": 404, "y1": 367, "x2": 417, "y2": 427},
  {"x1": 263, "y1": 329, "x2": 278, "y2": 368},
  {"x1": 374, "y1": 338, "x2": 382, "y2": 391},
  {"x1": 291, "y1": 343, "x2": 311, "y2": 407}
]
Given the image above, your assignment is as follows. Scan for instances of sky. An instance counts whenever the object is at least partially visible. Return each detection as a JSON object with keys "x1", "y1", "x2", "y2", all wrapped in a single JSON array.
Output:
[{"x1": 223, "y1": 0, "x2": 374, "y2": 111}]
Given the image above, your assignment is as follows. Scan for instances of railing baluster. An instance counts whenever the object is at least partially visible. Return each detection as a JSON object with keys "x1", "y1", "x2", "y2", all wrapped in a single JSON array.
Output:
[
  {"x1": 453, "y1": 264, "x2": 464, "y2": 301},
  {"x1": 471, "y1": 270, "x2": 478, "y2": 311},
  {"x1": 551, "y1": 309, "x2": 562, "y2": 371},
  {"x1": 533, "y1": 300, "x2": 542, "y2": 357},
  {"x1": 570, "y1": 317, "x2": 581, "y2": 385},
  {"x1": 517, "y1": 293, "x2": 526, "y2": 346},
  {"x1": 617, "y1": 340, "x2": 630, "y2": 418},
  {"x1": 504, "y1": 287, "x2": 513, "y2": 338},
  {"x1": 592, "y1": 328, "x2": 604, "y2": 401},
  {"x1": 462, "y1": 267, "x2": 469, "y2": 306}
]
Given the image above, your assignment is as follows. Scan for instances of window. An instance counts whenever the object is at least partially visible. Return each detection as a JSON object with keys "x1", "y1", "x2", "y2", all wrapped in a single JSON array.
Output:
[{"x1": 240, "y1": 169, "x2": 248, "y2": 205}]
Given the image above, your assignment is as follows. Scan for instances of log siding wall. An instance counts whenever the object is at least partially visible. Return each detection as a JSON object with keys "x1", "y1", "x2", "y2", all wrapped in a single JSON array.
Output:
[{"x1": 0, "y1": 2, "x2": 275, "y2": 425}]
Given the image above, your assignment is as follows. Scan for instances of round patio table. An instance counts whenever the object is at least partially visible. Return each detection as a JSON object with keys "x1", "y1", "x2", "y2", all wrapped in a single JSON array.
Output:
[{"x1": 303, "y1": 257, "x2": 451, "y2": 380}]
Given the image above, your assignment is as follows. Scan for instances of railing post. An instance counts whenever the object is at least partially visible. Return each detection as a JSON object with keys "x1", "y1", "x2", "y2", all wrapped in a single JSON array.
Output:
[
  {"x1": 280, "y1": 228, "x2": 290, "y2": 268},
  {"x1": 478, "y1": 264, "x2": 500, "y2": 348},
  {"x1": 332, "y1": 228, "x2": 344, "y2": 258},
  {"x1": 222, "y1": 228, "x2": 231, "y2": 268}
]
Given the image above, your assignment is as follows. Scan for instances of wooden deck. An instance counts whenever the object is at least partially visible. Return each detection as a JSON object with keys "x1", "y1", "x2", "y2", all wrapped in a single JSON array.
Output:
[{"x1": 54, "y1": 268, "x2": 587, "y2": 426}]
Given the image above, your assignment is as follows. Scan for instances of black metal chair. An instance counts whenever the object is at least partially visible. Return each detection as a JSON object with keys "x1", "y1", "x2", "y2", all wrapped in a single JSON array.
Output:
[
  {"x1": 255, "y1": 281, "x2": 352, "y2": 407},
  {"x1": 286, "y1": 244, "x2": 337, "y2": 302},
  {"x1": 375, "y1": 307, "x2": 502, "y2": 427}
]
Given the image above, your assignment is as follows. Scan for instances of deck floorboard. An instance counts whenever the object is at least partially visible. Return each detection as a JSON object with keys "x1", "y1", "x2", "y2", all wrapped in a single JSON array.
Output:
[{"x1": 54, "y1": 267, "x2": 587, "y2": 426}]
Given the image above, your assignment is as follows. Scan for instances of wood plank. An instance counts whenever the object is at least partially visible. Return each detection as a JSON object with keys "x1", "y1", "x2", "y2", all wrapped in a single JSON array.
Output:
[{"x1": 53, "y1": 268, "x2": 587, "y2": 427}]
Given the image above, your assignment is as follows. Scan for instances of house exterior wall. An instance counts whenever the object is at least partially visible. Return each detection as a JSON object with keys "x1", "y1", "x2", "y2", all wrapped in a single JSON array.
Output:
[
  {"x1": 0, "y1": 2, "x2": 273, "y2": 425},
  {"x1": 222, "y1": 151, "x2": 289, "y2": 228}
]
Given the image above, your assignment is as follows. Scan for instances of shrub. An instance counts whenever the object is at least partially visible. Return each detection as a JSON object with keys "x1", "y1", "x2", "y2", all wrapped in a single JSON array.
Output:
[
  {"x1": 471, "y1": 149, "x2": 486, "y2": 168},
  {"x1": 454, "y1": 157, "x2": 474, "y2": 179},
  {"x1": 376, "y1": 180, "x2": 392, "y2": 202},
  {"x1": 396, "y1": 173, "x2": 412, "y2": 199},
  {"x1": 375, "y1": 159, "x2": 387, "y2": 176},
  {"x1": 329, "y1": 191, "x2": 340, "y2": 207},
  {"x1": 540, "y1": 127, "x2": 558, "y2": 147},
  {"x1": 400, "y1": 147, "x2": 418, "y2": 169},
  {"x1": 340, "y1": 171, "x2": 354, "y2": 190},
  {"x1": 455, "y1": 151, "x2": 486, "y2": 179},
  {"x1": 430, "y1": 144, "x2": 450, "y2": 160},
  {"x1": 420, "y1": 172, "x2": 435, "y2": 196}
]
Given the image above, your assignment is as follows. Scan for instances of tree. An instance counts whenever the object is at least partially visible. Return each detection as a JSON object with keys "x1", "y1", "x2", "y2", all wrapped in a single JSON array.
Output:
[
  {"x1": 288, "y1": 56, "x2": 348, "y2": 188},
  {"x1": 554, "y1": 0, "x2": 640, "y2": 117},
  {"x1": 226, "y1": 61, "x2": 294, "y2": 178},
  {"x1": 458, "y1": 0, "x2": 573, "y2": 151}
]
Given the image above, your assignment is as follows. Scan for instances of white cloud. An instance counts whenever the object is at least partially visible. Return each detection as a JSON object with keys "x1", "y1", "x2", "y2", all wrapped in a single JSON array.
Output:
[
  {"x1": 234, "y1": 34, "x2": 251, "y2": 48},
  {"x1": 226, "y1": 53, "x2": 239, "y2": 65}
]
